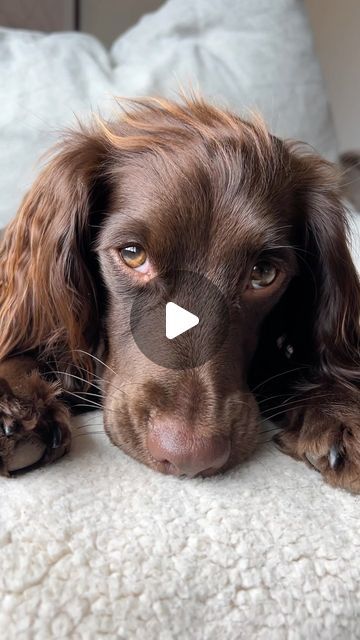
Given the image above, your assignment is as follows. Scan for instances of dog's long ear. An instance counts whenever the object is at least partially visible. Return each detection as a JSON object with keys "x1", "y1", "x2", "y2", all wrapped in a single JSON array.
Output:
[
  {"x1": 290, "y1": 150, "x2": 360, "y2": 389},
  {"x1": 0, "y1": 127, "x2": 110, "y2": 374}
]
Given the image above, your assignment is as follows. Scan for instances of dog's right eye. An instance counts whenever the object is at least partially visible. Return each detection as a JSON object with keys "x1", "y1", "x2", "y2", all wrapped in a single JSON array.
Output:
[
  {"x1": 249, "y1": 261, "x2": 278, "y2": 289},
  {"x1": 120, "y1": 245, "x2": 148, "y2": 270}
]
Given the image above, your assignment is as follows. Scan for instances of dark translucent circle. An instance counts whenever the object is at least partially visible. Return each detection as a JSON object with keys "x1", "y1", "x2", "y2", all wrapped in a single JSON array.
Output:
[{"x1": 130, "y1": 270, "x2": 230, "y2": 370}]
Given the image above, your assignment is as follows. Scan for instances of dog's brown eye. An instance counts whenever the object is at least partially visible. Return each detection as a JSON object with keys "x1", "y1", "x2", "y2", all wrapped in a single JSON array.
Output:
[
  {"x1": 120, "y1": 246, "x2": 147, "y2": 269},
  {"x1": 250, "y1": 262, "x2": 277, "y2": 289}
]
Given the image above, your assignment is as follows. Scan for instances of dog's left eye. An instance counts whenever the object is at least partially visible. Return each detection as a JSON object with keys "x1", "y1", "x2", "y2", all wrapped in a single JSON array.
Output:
[
  {"x1": 120, "y1": 245, "x2": 148, "y2": 271},
  {"x1": 250, "y1": 262, "x2": 278, "y2": 289}
]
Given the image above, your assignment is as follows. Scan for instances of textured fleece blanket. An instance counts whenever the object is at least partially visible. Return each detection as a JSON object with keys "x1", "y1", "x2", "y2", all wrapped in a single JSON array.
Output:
[{"x1": 1, "y1": 406, "x2": 360, "y2": 640}]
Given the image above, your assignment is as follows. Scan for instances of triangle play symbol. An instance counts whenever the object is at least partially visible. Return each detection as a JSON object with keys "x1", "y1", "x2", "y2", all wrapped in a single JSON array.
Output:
[{"x1": 165, "y1": 302, "x2": 199, "y2": 340}]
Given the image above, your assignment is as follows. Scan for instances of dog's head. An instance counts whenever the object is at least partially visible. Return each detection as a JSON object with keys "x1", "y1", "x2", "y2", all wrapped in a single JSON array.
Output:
[{"x1": 1, "y1": 97, "x2": 359, "y2": 477}]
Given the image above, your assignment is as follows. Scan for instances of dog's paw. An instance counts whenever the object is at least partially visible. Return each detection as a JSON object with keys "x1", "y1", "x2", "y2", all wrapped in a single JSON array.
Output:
[
  {"x1": 274, "y1": 409, "x2": 360, "y2": 493},
  {"x1": 0, "y1": 373, "x2": 71, "y2": 476}
]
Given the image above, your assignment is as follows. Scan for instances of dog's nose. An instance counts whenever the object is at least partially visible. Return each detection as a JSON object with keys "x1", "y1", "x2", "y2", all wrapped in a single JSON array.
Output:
[{"x1": 147, "y1": 419, "x2": 230, "y2": 477}]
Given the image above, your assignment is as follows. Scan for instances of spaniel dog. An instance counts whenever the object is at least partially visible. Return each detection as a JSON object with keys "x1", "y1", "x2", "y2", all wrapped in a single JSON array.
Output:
[{"x1": 0, "y1": 97, "x2": 359, "y2": 492}]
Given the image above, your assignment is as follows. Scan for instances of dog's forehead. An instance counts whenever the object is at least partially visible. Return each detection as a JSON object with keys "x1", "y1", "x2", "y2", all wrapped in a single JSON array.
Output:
[{"x1": 105, "y1": 146, "x2": 296, "y2": 263}]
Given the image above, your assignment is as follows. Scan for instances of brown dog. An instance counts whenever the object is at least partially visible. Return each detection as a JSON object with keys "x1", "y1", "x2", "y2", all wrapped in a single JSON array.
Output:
[{"x1": 0, "y1": 97, "x2": 359, "y2": 491}]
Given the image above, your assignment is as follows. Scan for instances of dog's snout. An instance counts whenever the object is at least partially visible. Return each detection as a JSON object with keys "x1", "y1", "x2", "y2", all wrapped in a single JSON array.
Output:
[{"x1": 147, "y1": 419, "x2": 230, "y2": 477}]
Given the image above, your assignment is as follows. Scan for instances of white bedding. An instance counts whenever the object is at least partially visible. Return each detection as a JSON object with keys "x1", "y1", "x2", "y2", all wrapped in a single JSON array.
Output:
[
  {"x1": 1, "y1": 411, "x2": 360, "y2": 639},
  {"x1": 0, "y1": 0, "x2": 336, "y2": 227},
  {"x1": 1, "y1": 1, "x2": 360, "y2": 638}
]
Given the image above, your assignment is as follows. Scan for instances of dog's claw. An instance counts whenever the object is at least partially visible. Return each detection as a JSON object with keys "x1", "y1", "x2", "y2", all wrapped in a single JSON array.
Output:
[
  {"x1": 52, "y1": 424, "x2": 62, "y2": 449},
  {"x1": 306, "y1": 446, "x2": 345, "y2": 472},
  {"x1": 5, "y1": 424, "x2": 15, "y2": 436},
  {"x1": 329, "y1": 445, "x2": 344, "y2": 470},
  {"x1": 1, "y1": 423, "x2": 15, "y2": 437}
]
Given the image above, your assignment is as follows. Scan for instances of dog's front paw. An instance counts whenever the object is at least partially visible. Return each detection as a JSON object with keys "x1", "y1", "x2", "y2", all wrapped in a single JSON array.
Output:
[
  {"x1": 0, "y1": 373, "x2": 71, "y2": 476},
  {"x1": 274, "y1": 407, "x2": 360, "y2": 493}
]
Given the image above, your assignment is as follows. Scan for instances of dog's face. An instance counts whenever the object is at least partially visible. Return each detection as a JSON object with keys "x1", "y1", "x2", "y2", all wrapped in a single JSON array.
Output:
[
  {"x1": 95, "y1": 112, "x2": 299, "y2": 476},
  {"x1": 2, "y1": 97, "x2": 359, "y2": 479}
]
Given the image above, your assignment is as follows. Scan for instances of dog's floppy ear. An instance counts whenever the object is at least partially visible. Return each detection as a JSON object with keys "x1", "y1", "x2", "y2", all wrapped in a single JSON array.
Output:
[
  {"x1": 0, "y1": 127, "x2": 110, "y2": 374},
  {"x1": 291, "y1": 150, "x2": 360, "y2": 388}
]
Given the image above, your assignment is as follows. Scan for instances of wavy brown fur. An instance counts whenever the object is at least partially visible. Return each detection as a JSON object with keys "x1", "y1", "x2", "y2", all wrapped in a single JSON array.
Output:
[{"x1": 0, "y1": 96, "x2": 359, "y2": 489}]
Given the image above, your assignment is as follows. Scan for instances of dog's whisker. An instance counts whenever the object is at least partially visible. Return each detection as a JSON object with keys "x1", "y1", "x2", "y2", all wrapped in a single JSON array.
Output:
[
  {"x1": 260, "y1": 404, "x2": 312, "y2": 424},
  {"x1": 338, "y1": 157, "x2": 360, "y2": 181},
  {"x1": 260, "y1": 432, "x2": 280, "y2": 438},
  {"x1": 53, "y1": 361, "x2": 147, "y2": 397},
  {"x1": 258, "y1": 437, "x2": 278, "y2": 444},
  {"x1": 257, "y1": 392, "x2": 300, "y2": 406},
  {"x1": 74, "y1": 423, "x2": 103, "y2": 428},
  {"x1": 48, "y1": 368, "x2": 103, "y2": 392},
  {"x1": 73, "y1": 421, "x2": 105, "y2": 429},
  {"x1": 259, "y1": 427, "x2": 283, "y2": 437},
  {"x1": 260, "y1": 396, "x2": 314, "y2": 414},
  {"x1": 55, "y1": 359, "x2": 107, "y2": 384},
  {"x1": 251, "y1": 366, "x2": 307, "y2": 392},
  {"x1": 48, "y1": 356, "x2": 109, "y2": 387},
  {"x1": 65, "y1": 390, "x2": 103, "y2": 409},
  {"x1": 52, "y1": 369, "x2": 132, "y2": 400},
  {"x1": 71, "y1": 403, "x2": 104, "y2": 411},
  {"x1": 340, "y1": 175, "x2": 360, "y2": 189},
  {"x1": 72, "y1": 348, "x2": 118, "y2": 377},
  {"x1": 72, "y1": 431, "x2": 106, "y2": 439},
  {"x1": 260, "y1": 391, "x2": 345, "y2": 416},
  {"x1": 76, "y1": 390, "x2": 105, "y2": 399}
]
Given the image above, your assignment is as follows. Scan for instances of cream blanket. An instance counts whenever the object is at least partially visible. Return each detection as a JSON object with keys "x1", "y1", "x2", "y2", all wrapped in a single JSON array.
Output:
[{"x1": 1, "y1": 408, "x2": 360, "y2": 640}]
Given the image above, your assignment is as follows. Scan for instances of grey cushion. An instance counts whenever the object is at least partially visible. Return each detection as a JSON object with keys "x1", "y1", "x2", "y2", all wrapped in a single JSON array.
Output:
[{"x1": 0, "y1": 0, "x2": 337, "y2": 226}]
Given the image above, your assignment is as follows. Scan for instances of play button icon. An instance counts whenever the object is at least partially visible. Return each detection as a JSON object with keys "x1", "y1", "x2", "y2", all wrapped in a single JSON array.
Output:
[
  {"x1": 130, "y1": 270, "x2": 230, "y2": 370},
  {"x1": 165, "y1": 302, "x2": 199, "y2": 340}
]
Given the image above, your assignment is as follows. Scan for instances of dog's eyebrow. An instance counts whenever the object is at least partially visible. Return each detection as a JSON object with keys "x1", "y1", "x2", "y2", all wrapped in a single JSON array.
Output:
[
  {"x1": 255, "y1": 246, "x2": 296, "y2": 266},
  {"x1": 96, "y1": 216, "x2": 151, "y2": 251},
  {"x1": 258, "y1": 236, "x2": 296, "y2": 253},
  {"x1": 248, "y1": 241, "x2": 297, "y2": 271},
  {"x1": 216, "y1": 218, "x2": 295, "y2": 255}
]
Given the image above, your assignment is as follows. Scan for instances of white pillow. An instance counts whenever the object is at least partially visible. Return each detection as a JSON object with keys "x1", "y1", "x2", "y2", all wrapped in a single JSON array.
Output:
[{"x1": 0, "y1": 0, "x2": 337, "y2": 226}]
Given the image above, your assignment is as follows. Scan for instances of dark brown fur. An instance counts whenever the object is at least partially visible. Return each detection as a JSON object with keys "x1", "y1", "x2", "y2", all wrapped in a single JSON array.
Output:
[{"x1": 0, "y1": 96, "x2": 359, "y2": 490}]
